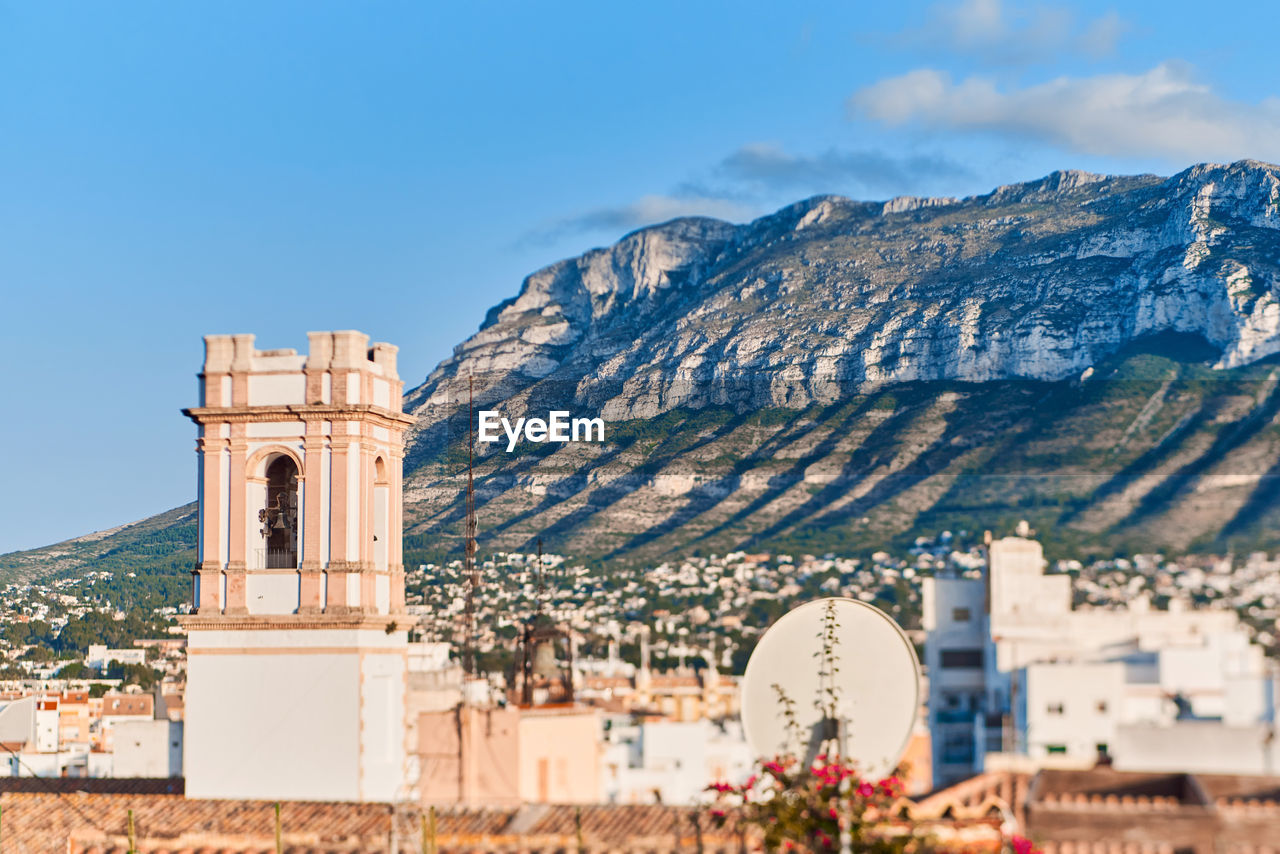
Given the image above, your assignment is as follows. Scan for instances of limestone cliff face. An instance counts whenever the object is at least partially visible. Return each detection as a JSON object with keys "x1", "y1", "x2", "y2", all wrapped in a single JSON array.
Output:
[{"x1": 406, "y1": 160, "x2": 1280, "y2": 430}]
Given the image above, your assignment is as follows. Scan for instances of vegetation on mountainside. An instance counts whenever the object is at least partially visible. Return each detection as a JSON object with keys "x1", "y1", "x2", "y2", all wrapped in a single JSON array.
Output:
[
  {"x1": 403, "y1": 334, "x2": 1280, "y2": 566},
  {"x1": 10, "y1": 336, "x2": 1280, "y2": 605},
  {"x1": 4, "y1": 608, "x2": 173, "y2": 653}
]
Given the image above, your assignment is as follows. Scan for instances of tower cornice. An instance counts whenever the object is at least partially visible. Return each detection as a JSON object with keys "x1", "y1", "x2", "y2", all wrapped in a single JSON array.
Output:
[
  {"x1": 183, "y1": 403, "x2": 416, "y2": 429},
  {"x1": 179, "y1": 612, "x2": 411, "y2": 632}
]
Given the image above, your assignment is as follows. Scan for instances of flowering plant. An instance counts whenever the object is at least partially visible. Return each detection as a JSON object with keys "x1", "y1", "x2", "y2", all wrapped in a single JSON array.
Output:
[
  {"x1": 706, "y1": 753, "x2": 926, "y2": 853},
  {"x1": 705, "y1": 755, "x2": 1043, "y2": 853},
  {"x1": 711, "y1": 600, "x2": 1042, "y2": 853}
]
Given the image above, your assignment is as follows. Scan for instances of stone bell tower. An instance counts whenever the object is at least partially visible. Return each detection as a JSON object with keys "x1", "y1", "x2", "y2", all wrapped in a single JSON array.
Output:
[{"x1": 181, "y1": 331, "x2": 415, "y2": 802}]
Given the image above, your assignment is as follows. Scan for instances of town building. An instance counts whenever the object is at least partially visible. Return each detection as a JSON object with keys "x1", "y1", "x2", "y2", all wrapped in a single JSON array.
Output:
[
  {"x1": 86, "y1": 645, "x2": 147, "y2": 671},
  {"x1": 412, "y1": 625, "x2": 602, "y2": 806},
  {"x1": 179, "y1": 331, "x2": 414, "y2": 802},
  {"x1": 0, "y1": 687, "x2": 180, "y2": 779},
  {"x1": 110, "y1": 690, "x2": 184, "y2": 779},
  {"x1": 924, "y1": 529, "x2": 1280, "y2": 786},
  {"x1": 600, "y1": 716, "x2": 754, "y2": 804}
]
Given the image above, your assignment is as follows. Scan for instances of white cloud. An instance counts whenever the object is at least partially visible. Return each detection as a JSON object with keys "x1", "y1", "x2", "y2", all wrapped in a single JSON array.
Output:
[
  {"x1": 850, "y1": 62, "x2": 1280, "y2": 164},
  {"x1": 711, "y1": 143, "x2": 971, "y2": 195},
  {"x1": 900, "y1": 0, "x2": 1127, "y2": 65},
  {"x1": 522, "y1": 194, "x2": 758, "y2": 245},
  {"x1": 589, "y1": 194, "x2": 758, "y2": 227},
  {"x1": 526, "y1": 144, "x2": 973, "y2": 244}
]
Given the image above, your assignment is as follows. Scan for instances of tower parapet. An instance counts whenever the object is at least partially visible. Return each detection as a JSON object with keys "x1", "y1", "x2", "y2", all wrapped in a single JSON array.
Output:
[{"x1": 183, "y1": 331, "x2": 413, "y2": 622}]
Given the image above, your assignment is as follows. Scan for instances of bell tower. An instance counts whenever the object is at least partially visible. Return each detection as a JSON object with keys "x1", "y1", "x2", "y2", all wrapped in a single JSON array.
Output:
[{"x1": 181, "y1": 331, "x2": 415, "y2": 802}]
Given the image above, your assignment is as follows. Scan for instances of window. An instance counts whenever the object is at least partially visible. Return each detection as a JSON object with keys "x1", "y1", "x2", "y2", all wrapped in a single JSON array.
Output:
[
  {"x1": 940, "y1": 649, "x2": 984, "y2": 669},
  {"x1": 1047, "y1": 702, "x2": 1065, "y2": 715},
  {"x1": 260, "y1": 455, "x2": 299, "y2": 568},
  {"x1": 1046, "y1": 744, "x2": 1068, "y2": 755},
  {"x1": 1096, "y1": 700, "x2": 1108, "y2": 713},
  {"x1": 941, "y1": 732, "x2": 975, "y2": 764},
  {"x1": 952, "y1": 607, "x2": 972, "y2": 622}
]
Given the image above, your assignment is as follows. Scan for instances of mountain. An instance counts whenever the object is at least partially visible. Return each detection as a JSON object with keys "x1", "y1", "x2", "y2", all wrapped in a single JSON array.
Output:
[
  {"x1": 402, "y1": 159, "x2": 1280, "y2": 561},
  {"x1": 409, "y1": 161, "x2": 1280, "y2": 422},
  {"x1": 8, "y1": 160, "x2": 1280, "y2": 585}
]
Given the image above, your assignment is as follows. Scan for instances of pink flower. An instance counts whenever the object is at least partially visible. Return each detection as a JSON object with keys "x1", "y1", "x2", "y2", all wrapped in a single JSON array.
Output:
[
  {"x1": 1009, "y1": 837, "x2": 1041, "y2": 854},
  {"x1": 857, "y1": 781, "x2": 875, "y2": 798},
  {"x1": 871, "y1": 774, "x2": 905, "y2": 797}
]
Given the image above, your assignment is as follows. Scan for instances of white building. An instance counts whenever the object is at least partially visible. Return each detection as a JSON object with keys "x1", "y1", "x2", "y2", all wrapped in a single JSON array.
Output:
[
  {"x1": 86, "y1": 644, "x2": 148, "y2": 671},
  {"x1": 921, "y1": 571, "x2": 989, "y2": 784},
  {"x1": 923, "y1": 533, "x2": 1279, "y2": 786},
  {"x1": 0, "y1": 695, "x2": 89, "y2": 777},
  {"x1": 180, "y1": 331, "x2": 414, "y2": 802},
  {"x1": 601, "y1": 717, "x2": 753, "y2": 804},
  {"x1": 114, "y1": 719, "x2": 184, "y2": 778}
]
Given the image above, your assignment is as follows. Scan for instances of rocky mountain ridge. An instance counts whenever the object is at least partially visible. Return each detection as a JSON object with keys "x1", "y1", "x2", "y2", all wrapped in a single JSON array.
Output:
[{"x1": 406, "y1": 160, "x2": 1280, "y2": 435}]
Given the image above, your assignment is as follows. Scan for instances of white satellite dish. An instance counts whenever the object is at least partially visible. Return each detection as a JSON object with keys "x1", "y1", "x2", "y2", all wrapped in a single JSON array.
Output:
[{"x1": 740, "y1": 597, "x2": 921, "y2": 779}]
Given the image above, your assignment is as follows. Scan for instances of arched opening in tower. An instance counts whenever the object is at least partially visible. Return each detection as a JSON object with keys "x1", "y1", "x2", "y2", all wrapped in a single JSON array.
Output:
[
  {"x1": 262, "y1": 455, "x2": 299, "y2": 568},
  {"x1": 373, "y1": 456, "x2": 388, "y2": 575}
]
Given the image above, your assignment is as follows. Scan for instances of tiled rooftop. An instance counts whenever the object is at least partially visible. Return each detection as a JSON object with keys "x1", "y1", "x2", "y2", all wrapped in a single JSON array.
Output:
[
  {"x1": 6, "y1": 768, "x2": 1280, "y2": 853},
  {"x1": 0, "y1": 795, "x2": 742, "y2": 854}
]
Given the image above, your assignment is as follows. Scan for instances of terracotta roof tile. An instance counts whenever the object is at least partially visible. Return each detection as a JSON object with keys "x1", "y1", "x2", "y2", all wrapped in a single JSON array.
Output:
[{"x1": 102, "y1": 694, "x2": 153, "y2": 717}]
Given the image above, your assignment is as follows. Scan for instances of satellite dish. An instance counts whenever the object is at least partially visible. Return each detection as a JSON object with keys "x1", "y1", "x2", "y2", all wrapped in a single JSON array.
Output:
[{"x1": 741, "y1": 597, "x2": 920, "y2": 779}]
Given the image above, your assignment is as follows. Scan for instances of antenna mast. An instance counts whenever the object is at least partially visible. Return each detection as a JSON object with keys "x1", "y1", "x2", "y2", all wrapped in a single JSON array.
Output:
[
  {"x1": 535, "y1": 537, "x2": 545, "y2": 615},
  {"x1": 463, "y1": 376, "x2": 479, "y2": 677}
]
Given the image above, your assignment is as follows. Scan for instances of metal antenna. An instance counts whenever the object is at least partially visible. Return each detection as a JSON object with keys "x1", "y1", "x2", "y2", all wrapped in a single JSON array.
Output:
[
  {"x1": 463, "y1": 376, "x2": 479, "y2": 677},
  {"x1": 535, "y1": 537, "x2": 545, "y2": 615}
]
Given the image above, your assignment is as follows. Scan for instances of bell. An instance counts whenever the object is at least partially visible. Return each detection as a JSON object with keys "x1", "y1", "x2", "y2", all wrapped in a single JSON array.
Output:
[
  {"x1": 273, "y1": 513, "x2": 287, "y2": 531},
  {"x1": 532, "y1": 641, "x2": 559, "y2": 679}
]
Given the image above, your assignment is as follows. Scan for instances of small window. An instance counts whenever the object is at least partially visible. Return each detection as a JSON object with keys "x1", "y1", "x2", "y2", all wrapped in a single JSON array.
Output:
[
  {"x1": 1046, "y1": 744, "x2": 1068, "y2": 755},
  {"x1": 940, "y1": 649, "x2": 984, "y2": 669},
  {"x1": 1047, "y1": 702, "x2": 1065, "y2": 715},
  {"x1": 941, "y1": 732, "x2": 976, "y2": 763},
  {"x1": 952, "y1": 607, "x2": 972, "y2": 622},
  {"x1": 1096, "y1": 700, "x2": 1108, "y2": 713}
]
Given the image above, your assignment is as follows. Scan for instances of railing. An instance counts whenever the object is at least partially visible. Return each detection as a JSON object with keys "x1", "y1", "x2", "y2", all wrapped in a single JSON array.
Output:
[{"x1": 252, "y1": 548, "x2": 298, "y2": 569}]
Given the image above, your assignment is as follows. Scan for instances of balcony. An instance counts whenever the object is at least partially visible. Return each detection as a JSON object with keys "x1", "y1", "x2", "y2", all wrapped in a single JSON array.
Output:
[{"x1": 252, "y1": 548, "x2": 297, "y2": 570}]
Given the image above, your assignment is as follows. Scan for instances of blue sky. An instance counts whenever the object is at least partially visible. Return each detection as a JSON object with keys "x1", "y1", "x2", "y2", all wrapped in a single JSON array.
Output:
[{"x1": 3, "y1": 0, "x2": 1279, "y2": 553}]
